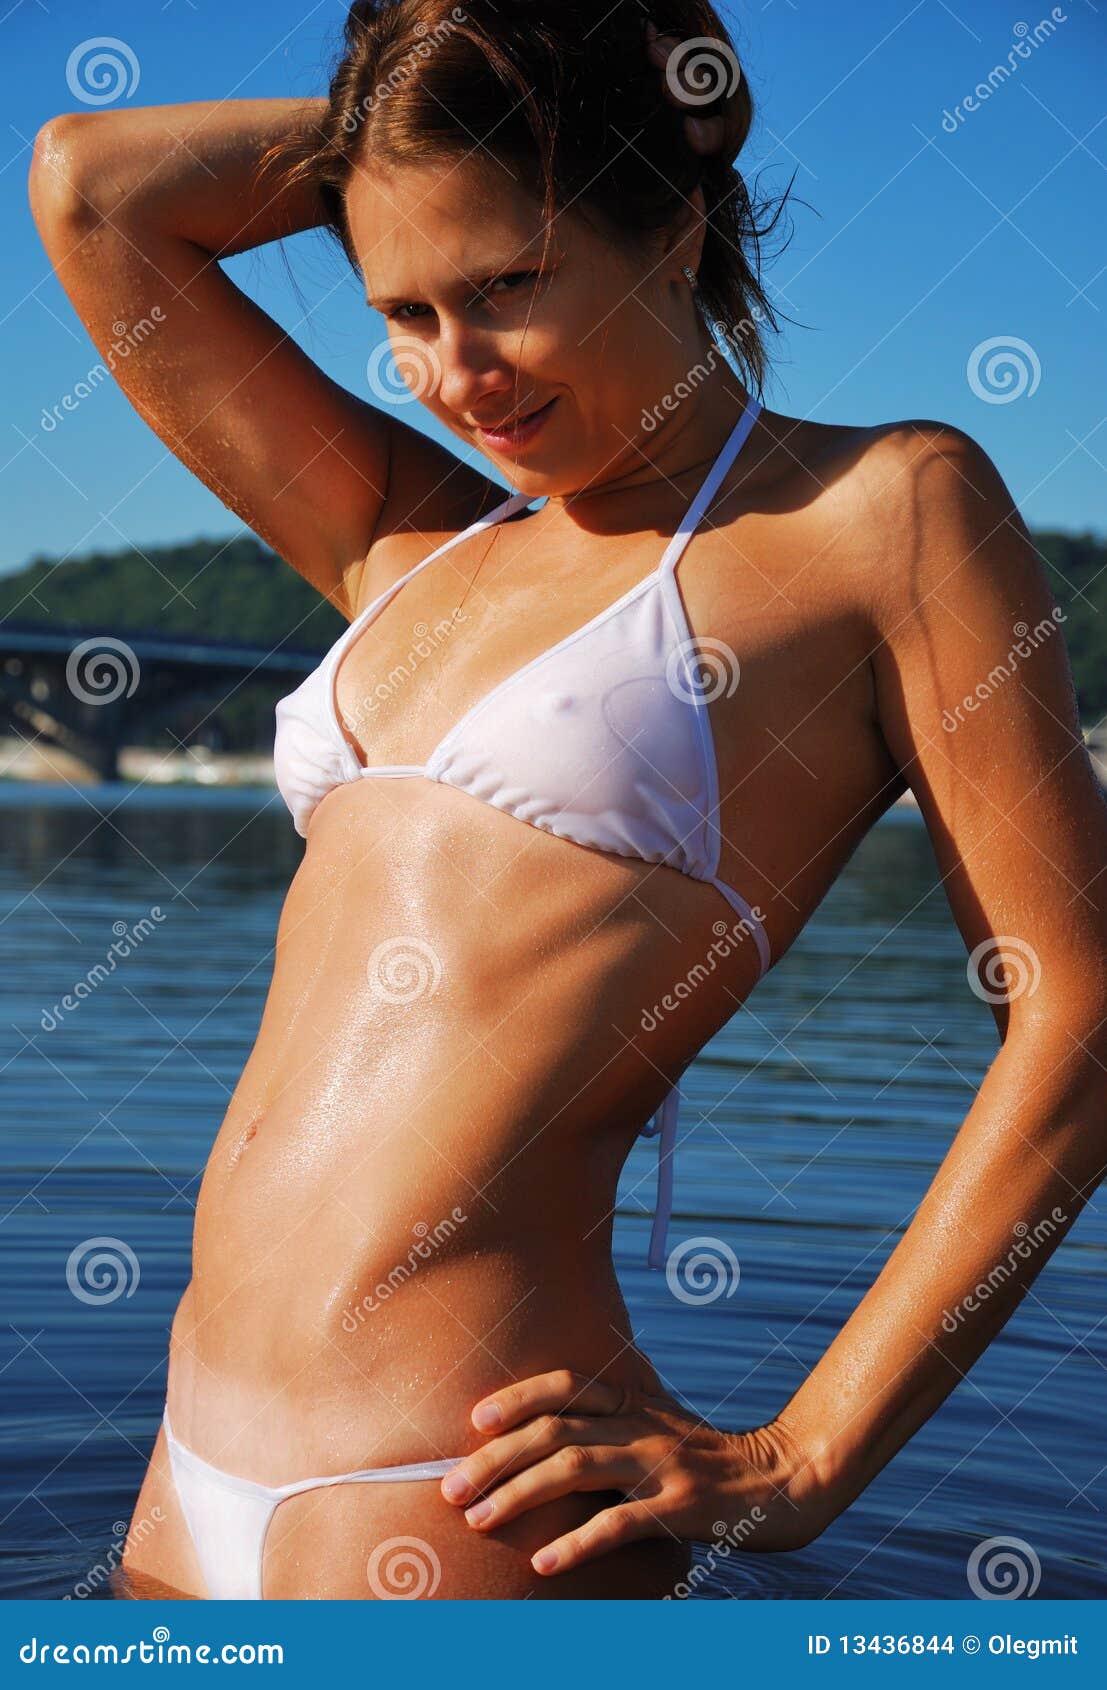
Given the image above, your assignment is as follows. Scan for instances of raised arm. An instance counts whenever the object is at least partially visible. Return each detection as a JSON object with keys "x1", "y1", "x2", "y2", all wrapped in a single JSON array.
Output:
[{"x1": 27, "y1": 100, "x2": 489, "y2": 617}]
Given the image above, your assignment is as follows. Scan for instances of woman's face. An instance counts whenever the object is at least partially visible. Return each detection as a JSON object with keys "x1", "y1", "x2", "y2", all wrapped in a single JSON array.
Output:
[{"x1": 344, "y1": 151, "x2": 695, "y2": 497}]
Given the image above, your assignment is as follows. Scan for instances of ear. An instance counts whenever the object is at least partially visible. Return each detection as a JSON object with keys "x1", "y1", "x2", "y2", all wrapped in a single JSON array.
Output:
[{"x1": 659, "y1": 183, "x2": 708, "y2": 279}]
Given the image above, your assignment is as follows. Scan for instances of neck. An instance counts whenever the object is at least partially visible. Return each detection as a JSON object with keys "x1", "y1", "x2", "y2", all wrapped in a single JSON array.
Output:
[{"x1": 541, "y1": 354, "x2": 761, "y2": 537}]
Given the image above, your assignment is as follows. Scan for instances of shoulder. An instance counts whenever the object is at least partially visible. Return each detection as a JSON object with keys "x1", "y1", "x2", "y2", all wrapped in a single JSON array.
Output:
[
  {"x1": 847, "y1": 418, "x2": 1021, "y2": 594},
  {"x1": 778, "y1": 416, "x2": 1036, "y2": 627},
  {"x1": 348, "y1": 416, "x2": 513, "y2": 620},
  {"x1": 856, "y1": 420, "x2": 1069, "y2": 731}
]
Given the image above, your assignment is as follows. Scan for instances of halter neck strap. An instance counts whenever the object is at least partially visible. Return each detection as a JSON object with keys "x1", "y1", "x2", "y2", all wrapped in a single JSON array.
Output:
[{"x1": 658, "y1": 393, "x2": 763, "y2": 579}]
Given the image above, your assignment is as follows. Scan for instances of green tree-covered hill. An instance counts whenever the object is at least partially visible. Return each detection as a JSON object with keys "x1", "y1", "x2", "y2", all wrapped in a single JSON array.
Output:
[{"x1": 1, "y1": 528, "x2": 1104, "y2": 749}]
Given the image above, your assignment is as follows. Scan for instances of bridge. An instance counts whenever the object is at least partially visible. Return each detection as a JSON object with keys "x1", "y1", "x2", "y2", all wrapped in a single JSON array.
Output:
[{"x1": 0, "y1": 622, "x2": 324, "y2": 782}]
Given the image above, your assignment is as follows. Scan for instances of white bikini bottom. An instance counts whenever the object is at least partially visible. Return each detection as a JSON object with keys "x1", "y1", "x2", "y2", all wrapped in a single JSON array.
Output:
[{"x1": 161, "y1": 1405, "x2": 461, "y2": 1599}]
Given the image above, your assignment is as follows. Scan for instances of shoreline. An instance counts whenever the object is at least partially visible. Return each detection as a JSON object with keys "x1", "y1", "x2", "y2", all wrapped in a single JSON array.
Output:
[{"x1": 6, "y1": 730, "x2": 1107, "y2": 805}]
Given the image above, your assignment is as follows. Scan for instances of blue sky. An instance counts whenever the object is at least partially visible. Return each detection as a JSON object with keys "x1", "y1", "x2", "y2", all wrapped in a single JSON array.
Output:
[{"x1": 2, "y1": 0, "x2": 1105, "y2": 576}]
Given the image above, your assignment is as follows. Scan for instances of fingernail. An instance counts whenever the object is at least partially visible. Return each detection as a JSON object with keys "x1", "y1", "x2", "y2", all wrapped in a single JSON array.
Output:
[
  {"x1": 442, "y1": 1471, "x2": 472, "y2": 1501},
  {"x1": 465, "y1": 1499, "x2": 493, "y2": 1525},
  {"x1": 472, "y1": 1402, "x2": 502, "y2": 1431},
  {"x1": 532, "y1": 1548, "x2": 558, "y2": 1573}
]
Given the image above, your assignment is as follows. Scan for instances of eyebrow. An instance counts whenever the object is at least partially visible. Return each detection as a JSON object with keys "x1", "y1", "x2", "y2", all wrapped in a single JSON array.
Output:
[{"x1": 365, "y1": 251, "x2": 545, "y2": 314}]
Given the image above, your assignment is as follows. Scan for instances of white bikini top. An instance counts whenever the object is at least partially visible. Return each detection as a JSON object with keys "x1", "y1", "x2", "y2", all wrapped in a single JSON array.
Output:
[{"x1": 273, "y1": 393, "x2": 772, "y2": 1271}]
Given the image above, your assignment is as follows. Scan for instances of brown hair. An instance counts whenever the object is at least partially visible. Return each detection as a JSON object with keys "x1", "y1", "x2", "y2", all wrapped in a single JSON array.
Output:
[{"x1": 272, "y1": 0, "x2": 788, "y2": 395}]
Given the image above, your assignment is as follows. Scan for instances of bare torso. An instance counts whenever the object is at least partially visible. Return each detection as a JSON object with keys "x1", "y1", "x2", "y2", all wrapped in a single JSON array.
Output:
[{"x1": 124, "y1": 413, "x2": 907, "y2": 1597}]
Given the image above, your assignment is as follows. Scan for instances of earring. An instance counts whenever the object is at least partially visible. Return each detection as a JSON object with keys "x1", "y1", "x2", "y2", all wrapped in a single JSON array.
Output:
[{"x1": 682, "y1": 264, "x2": 698, "y2": 288}]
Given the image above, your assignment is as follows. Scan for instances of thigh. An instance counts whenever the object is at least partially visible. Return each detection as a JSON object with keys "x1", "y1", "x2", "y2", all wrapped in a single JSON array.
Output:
[
  {"x1": 117, "y1": 1424, "x2": 207, "y2": 1599},
  {"x1": 263, "y1": 1476, "x2": 692, "y2": 1599}
]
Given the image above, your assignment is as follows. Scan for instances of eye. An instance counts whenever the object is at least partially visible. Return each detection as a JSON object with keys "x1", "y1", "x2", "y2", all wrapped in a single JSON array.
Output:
[
  {"x1": 486, "y1": 269, "x2": 540, "y2": 296},
  {"x1": 388, "y1": 270, "x2": 541, "y2": 324}
]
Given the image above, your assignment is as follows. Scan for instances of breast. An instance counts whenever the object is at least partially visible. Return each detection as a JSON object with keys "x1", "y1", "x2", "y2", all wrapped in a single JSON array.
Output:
[
  {"x1": 426, "y1": 581, "x2": 716, "y2": 875},
  {"x1": 273, "y1": 666, "x2": 357, "y2": 839}
]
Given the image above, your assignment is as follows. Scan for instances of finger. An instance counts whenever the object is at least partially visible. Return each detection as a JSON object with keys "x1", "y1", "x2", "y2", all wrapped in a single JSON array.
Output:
[
  {"x1": 464, "y1": 1444, "x2": 641, "y2": 1532},
  {"x1": 531, "y1": 1502, "x2": 659, "y2": 1575},
  {"x1": 470, "y1": 1369, "x2": 627, "y2": 1434},
  {"x1": 441, "y1": 1413, "x2": 622, "y2": 1505}
]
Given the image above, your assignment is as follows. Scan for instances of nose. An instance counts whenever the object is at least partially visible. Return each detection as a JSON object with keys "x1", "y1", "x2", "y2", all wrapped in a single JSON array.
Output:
[{"x1": 432, "y1": 320, "x2": 524, "y2": 422}]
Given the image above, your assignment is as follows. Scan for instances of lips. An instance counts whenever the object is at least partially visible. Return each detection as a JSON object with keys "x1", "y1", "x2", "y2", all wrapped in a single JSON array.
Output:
[
  {"x1": 474, "y1": 396, "x2": 558, "y2": 449},
  {"x1": 483, "y1": 402, "x2": 542, "y2": 430}
]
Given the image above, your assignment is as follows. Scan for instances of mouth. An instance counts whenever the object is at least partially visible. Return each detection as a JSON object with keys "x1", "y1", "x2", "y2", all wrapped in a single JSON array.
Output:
[{"x1": 473, "y1": 396, "x2": 558, "y2": 449}]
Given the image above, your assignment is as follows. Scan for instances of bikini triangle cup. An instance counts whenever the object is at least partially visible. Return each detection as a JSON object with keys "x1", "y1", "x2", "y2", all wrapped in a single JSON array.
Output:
[{"x1": 272, "y1": 393, "x2": 772, "y2": 1270}]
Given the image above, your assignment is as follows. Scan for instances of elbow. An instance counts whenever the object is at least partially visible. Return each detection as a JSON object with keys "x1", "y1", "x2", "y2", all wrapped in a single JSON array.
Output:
[{"x1": 29, "y1": 113, "x2": 110, "y2": 232}]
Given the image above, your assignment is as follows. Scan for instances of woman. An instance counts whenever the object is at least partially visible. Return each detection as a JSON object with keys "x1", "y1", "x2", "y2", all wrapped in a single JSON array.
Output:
[{"x1": 30, "y1": 0, "x2": 1107, "y2": 1600}]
